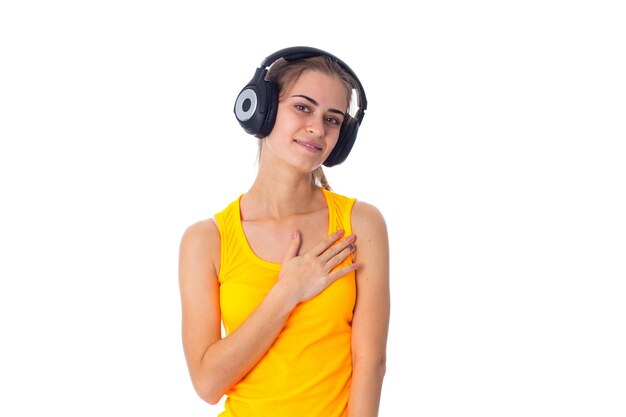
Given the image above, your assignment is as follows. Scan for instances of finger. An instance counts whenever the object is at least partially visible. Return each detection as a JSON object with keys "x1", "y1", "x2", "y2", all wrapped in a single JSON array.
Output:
[
  {"x1": 319, "y1": 234, "x2": 355, "y2": 265},
  {"x1": 282, "y1": 230, "x2": 301, "y2": 263},
  {"x1": 323, "y1": 242, "x2": 356, "y2": 272},
  {"x1": 309, "y1": 229, "x2": 345, "y2": 256},
  {"x1": 326, "y1": 262, "x2": 357, "y2": 284}
]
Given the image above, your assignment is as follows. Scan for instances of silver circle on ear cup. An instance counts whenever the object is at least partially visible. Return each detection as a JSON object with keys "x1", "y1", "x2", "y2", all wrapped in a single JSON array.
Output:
[{"x1": 234, "y1": 88, "x2": 258, "y2": 122}]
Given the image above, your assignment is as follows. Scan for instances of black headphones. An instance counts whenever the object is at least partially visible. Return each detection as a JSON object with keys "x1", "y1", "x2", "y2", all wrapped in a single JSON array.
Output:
[{"x1": 233, "y1": 46, "x2": 367, "y2": 167}]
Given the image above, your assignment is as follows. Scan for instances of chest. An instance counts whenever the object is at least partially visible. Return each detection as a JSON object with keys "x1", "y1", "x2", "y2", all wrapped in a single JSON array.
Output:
[{"x1": 241, "y1": 209, "x2": 329, "y2": 264}]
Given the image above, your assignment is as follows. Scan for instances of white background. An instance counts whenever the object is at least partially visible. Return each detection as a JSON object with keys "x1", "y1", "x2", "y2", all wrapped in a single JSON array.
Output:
[{"x1": 1, "y1": 1, "x2": 625, "y2": 416}]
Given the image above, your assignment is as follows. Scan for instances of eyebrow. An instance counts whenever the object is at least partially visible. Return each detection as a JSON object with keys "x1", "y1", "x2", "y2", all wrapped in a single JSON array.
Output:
[{"x1": 291, "y1": 94, "x2": 346, "y2": 117}]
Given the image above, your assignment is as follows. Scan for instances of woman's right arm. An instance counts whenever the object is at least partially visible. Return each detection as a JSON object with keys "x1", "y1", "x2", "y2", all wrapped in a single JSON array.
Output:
[{"x1": 178, "y1": 221, "x2": 355, "y2": 405}]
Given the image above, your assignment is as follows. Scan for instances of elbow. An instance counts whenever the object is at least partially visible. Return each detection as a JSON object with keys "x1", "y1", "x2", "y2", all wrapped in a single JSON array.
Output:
[
  {"x1": 354, "y1": 352, "x2": 387, "y2": 378},
  {"x1": 374, "y1": 355, "x2": 387, "y2": 378},
  {"x1": 205, "y1": 396, "x2": 223, "y2": 406},
  {"x1": 201, "y1": 392, "x2": 223, "y2": 406},
  {"x1": 192, "y1": 376, "x2": 226, "y2": 405},
  {"x1": 196, "y1": 386, "x2": 224, "y2": 406}
]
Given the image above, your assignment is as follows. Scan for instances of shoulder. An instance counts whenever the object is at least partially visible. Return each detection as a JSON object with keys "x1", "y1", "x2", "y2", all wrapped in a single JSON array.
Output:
[
  {"x1": 350, "y1": 200, "x2": 389, "y2": 292},
  {"x1": 181, "y1": 217, "x2": 220, "y2": 245},
  {"x1": 351, "y1": 200, "x2": 388, "y2": 237},
  {"x1": 179, "y1": 194, "x2": 242, "y2": 253},
  {"x1": 179, "y1": 218, "x2": 221, "y2": 278}
]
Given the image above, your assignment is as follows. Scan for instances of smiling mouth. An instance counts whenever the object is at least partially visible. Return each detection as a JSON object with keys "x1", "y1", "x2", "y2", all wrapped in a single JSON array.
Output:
[{"x1": 293, "y1": 139, "x2": 323, "y2": 151}]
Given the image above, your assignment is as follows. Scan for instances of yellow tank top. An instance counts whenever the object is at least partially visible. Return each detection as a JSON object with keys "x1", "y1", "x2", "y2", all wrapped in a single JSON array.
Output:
[{"x1": 214, "y1": 188, "x2": 357, "y2": 417}]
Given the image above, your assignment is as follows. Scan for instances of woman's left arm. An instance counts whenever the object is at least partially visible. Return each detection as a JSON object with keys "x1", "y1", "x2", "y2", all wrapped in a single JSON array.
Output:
[{"x1": 347, "y1": 201, "x2": 390, "y2": 417}]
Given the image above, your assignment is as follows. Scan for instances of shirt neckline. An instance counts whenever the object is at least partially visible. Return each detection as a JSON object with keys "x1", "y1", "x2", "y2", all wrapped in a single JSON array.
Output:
[{"x1": 234, "y1": 188, "x2": 334, "y2": 270}]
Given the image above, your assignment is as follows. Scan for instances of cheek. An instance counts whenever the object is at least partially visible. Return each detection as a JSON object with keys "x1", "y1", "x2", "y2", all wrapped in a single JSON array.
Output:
[
  {"x1": 270, "y1": 112, "x2": 296, "y2": 138},
  {"x1": 326, "y1": 130, "x2": 341, "y2": 151},
  {"x1": 274, "y1": 103, "x2": 294, "y2": 124},
  {"x1": 266, "y1": 109, "x2": 292, "y2": 138}
]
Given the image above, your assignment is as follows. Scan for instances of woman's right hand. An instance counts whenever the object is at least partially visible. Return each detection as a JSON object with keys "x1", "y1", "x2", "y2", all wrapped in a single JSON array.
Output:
[{"x1": 277, "y1": 229, "x2": 356, "y2": 305}]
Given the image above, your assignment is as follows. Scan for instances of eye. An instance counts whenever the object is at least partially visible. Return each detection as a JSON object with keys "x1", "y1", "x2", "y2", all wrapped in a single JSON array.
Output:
[
  {"x1": 325, "y1": 116, "x2": 342, "y2": 126},
  {"x1": 294, "y1": 104, "x2": 310, "y2": 113}
]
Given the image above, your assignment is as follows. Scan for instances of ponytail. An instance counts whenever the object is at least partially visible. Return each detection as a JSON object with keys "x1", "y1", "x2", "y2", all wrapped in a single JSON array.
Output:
[{"x1": 312, "y1": 166, "x2": 331, "y2": 191}]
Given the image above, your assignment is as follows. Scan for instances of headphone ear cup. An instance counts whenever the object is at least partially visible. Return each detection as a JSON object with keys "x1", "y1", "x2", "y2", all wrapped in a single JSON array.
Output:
[
  {"x1": 324, "y1": 119, "x2": 359, "y2": 167},
  {"x1": 234, "y1": 77, "x2": 279, "y2": 137},
  {"x1": 255, "y1": 81, "x2": 279, "y2": 138},
  {"x1": 234, "y1": 84, "x2": 261, "y2": 135}
]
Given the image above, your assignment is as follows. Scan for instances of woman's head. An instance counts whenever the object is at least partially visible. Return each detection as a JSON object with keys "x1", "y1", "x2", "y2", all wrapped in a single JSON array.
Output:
[
  {"x1": 235, "y1": 47, "x2": 367, "y2": 147},
  {"x1": 260, "y1": 55, "x2": 362, "y2": 189},
  {"x1": 234, "y1": 47, "x2": 366, "y2": 189}
]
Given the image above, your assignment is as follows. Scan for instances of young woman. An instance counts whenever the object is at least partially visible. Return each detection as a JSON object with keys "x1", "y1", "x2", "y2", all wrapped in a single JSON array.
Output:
[{"x1": 179, "y1": 47, "x2": 390, "y2": 417}]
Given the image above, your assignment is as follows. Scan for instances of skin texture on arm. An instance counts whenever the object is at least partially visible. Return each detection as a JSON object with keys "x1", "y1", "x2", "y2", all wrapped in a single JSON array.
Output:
[
  {"x1": 347, "y1": 201, "x2": 390, "y2": 417},
  {"x1": 179, "y1": 220, "x2": 357, "y2": 405},
  {"x1": 178, "y1": 219, "x2": 293, "y2": 404}
]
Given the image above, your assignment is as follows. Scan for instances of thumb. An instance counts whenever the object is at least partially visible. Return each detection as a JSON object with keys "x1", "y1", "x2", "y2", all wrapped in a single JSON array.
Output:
[{"x1": 282, "y1": 229, "x2": 301, "y2": 263}]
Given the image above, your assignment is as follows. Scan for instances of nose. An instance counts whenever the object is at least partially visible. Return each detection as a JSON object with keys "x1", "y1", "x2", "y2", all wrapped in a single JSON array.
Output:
[{"x1": 306, "y1": 117, "x2": 324, "y2": 137}]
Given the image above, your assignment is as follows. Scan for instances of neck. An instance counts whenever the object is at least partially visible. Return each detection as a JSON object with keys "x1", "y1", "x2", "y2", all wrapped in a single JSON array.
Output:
[{"x1": 243, "y1": 167, "x2": 323, "y2": 220}]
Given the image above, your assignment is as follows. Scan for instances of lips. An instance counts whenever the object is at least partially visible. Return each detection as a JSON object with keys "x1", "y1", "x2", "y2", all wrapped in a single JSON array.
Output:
[{"x1": 293, "y1": 139, "x2": 323, "y2": 152}]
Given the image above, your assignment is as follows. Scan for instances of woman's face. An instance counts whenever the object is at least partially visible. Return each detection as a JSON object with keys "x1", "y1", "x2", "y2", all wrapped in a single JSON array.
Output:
[{"x1": 263, "y1": 69, "x2": 349, "y2": 173}]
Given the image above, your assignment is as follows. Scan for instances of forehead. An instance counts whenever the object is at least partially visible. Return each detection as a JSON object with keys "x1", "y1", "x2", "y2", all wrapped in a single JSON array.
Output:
[{"x1": 285, "y1": 70, "x2": 350, "y2": 109}]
